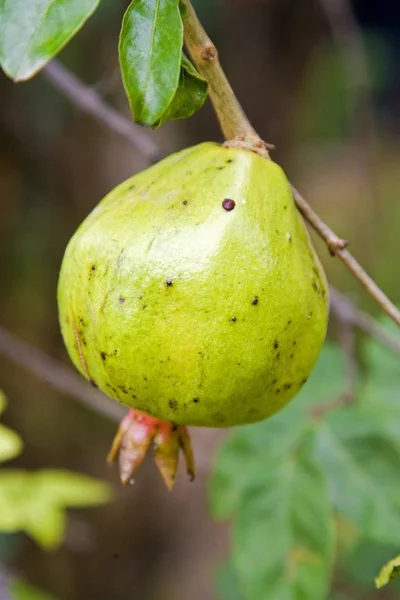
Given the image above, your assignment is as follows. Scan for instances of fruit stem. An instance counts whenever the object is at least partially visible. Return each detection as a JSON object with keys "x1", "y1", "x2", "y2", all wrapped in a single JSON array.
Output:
[{"x1": 181, "y1": 0, "x2": 271, "y2": 158}]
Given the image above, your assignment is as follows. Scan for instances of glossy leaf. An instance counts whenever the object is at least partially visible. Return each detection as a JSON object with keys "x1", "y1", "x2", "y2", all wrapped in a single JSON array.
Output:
[
  {"x1": 0, "y1": 0, "x2": 100, "y2": 81},
  {"x1": 119, "y1": 0, "x2": 183, "y2": 126},
  {"x1": 375, "y1": 554, "x2": 400, "y2": 588},
  {"x1": 0, "y1": 469, "x2": 112, "y2": 549},
  {"x1": 233, "y1": 435, "x2": 334, "y2": 600},
  {"x1": 154, "y1": 54, "x2": 208, "y2": 127}
]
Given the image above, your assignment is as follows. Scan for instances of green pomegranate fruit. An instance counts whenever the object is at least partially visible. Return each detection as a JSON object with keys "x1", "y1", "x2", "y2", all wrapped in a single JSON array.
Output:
[{"x1": 58, "y1": 142, "x2": 329, "y2": 428}]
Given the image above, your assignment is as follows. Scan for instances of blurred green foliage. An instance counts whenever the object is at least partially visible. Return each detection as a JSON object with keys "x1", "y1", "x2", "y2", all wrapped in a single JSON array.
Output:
[{"x1": 0, "y1": 393, "x2": 112, "y2": 551}]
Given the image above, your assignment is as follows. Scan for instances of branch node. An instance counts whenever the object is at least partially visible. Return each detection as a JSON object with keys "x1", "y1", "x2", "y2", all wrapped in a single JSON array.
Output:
[
  {"x1": 200, "y1": 44, "x2": 217, "y2": 61},
  {"x1": 328, "y1": 237, "x2": 349, "y2": 256}
]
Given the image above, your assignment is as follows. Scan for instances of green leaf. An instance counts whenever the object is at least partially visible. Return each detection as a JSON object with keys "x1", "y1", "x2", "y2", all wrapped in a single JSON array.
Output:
[
  {"x1": 119, "y1": 0, "x2": 183, "y2": 126},
  {"x1": 11, "y1": 579, "x2": 58, "y2": 600},
  {"x1": 375, "y1": 554, "x2": 400, "y2": 589},
  {"x1": 0, "y1": 0, "x2": 100, "y2": 81},
  {"x1": 0, "y1": 424, "x2": 23, "y2": 464},
  {"x1": 315, "y1": 407, "x2": 400, "y2": 545},
  {"x1": 0, "y1": 390, "x2": 6, "y2": 414},
  {"x1": 154, "y1": 54, "x2": 208, "y2": 127},
  {"x1": 179, "y1": 0, "x2": 189, "y2": 20},
  {"x1": 233, "y1": 435, "x2": 334, "y2": 600},
  {"x1": 0, "y1": 391, "x2": 23, "y2": 463},
  {"x1": 0, "y1": 469, "x2": 112, "y2": 549},
  {"x1": 215, "y1": 561, "x2": 246, "y2": 600}
]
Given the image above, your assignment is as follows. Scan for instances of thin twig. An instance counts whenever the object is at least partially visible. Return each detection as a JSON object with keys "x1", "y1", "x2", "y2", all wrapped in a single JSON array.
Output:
[
  {"x1": 180, "y1": 0, "x2": 269, "y2": 155},
  {"x1": 43, "y1": 61, "x2": 160, "y2": 162},
  {"x1": 0, "y1": 326, "x2": 123, "y2": 422},
  {"x1": 292, "y1": 185, "x2": 400, "y2": 326}
]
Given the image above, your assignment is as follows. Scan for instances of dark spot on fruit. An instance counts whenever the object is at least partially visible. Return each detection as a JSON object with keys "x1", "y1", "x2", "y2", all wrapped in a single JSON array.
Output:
[
  {"x1": 312, "y1": 281, "x2": 318, "y2": 292},
  {"x1": 182, "y1": 200, "x2": 188, "y2": 205},
  {"x1": 132, "y1": 394, "x2": 136, "y2": 399},
  {"x1": 284, "y1": 205, "x2": 287, "y2": 210},
  {"x1": 90, "y1": 379, "x2": 98, "y2": 388},
  {"x1": 79, "y1": 317, "x2": 85, "y2": 326},
  {"x1": 142, "y1": 304, "x2": 147, "y2": 310},
  {"x1": 284, "y1": 383, "x2": 292, "y2": 390},
  {"x1": 275, "y1": 388, "x2": 281, "y2": 394},
  {"x1": 128, "y1": 184, "x2": 136, "y2": 190},
  {"x1": 166, "y1": 278, "x2": 173, "y2": 286},
  {"x1": 222, "y1": 198, "x2": 235, "y2": 211},
  {"x1": 273, "y1": 340, "x2": 279, "y2": 349},
  {"x1": 276, "y1": 353, "x2": 281, "y2": 359},
  {"x1": 119, "y1": 296, "x2": 125, "y2": 304},
  {"x1": 114, "y1": 349, "x2": 118, "y2": 355},
  {"x1": 169, "y1": 400, "x2": 178, "y2": 409},
  {"x1": 227, "y1": 159, "x2": 233, "y2": 163},
  {"x1": 287, "y1": 320, "x2": 292, "y2": 326},
  {"x1": 144, "y1": 377, "x2": 148, "y2": 381},
  {"x1": 100, "y1": 352, "x2": 107, "y2": 361},
  {"x1": 217, "y1": 166, "x2": 225, "y2": 170},
  {"x1": 293, "y1": 341, "x2": 297, "y2": 346},
  {"x1": 252, "y1": 297, "x2": 259, "y2": 305},
  {"x1": 301, "y1": 377, "x2": 308, "y2": 385},
  {"x1": 231, "y1": 317, "x2": 237, "y2": 322},
  {"x1": 290, "y1": 354, "x2": 294, "y2": 359},
  {"x1": 272, "y1": 379, "x2": 277, "y2": 384},
  {"x1": 91, "y1": 265, "x2": 96, "y2": 271},
  {"x1": 308, "y1": 312, "x2": 313, "y2": 318},
  {"x1": 118, "y1": 386, "x2": 128, "y2": 394},
  {"x1": 193, "y1": 398, "x2": 199, "y2": 403}
]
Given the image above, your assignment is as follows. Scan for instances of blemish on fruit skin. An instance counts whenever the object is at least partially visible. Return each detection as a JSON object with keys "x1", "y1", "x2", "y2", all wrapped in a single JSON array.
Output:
[
  {"x1": 284, "y1": 383, "x2": 292, "y2": 390},
  {"x1": 193, "y1": 398, "x2": 200, "y2": 403},
  {"x1": 91, "y1": 264, "x2": 96, "y2": 271},
  {"x1": 169, "y1": 400, "x2": 178, "y2": 409},
  {"x1": 252, "y1": 297, "x2": 259, "y2": 305},
  {"x1": 100, "y1": 352, "x2": 107, "y2": 361},
  {"x1": 275, "y1": 388, "x2": 281, "y2": 394},
  {"x1": 166, "y1": 278, "x2": 173, "y2": 286},
  {"x1": 273, "y1": 340, "x2": 279, "y2": 349},
  {"x1": 222, "y1": 198, "x2": 236, "y2": 211},
  {"x1": 119, "y1": 296, "x2": 125, "y2": 304},
  {"x1": 90, "y1": 379, "x2": 98, "y2": 388},
  {"x1": 182, "y1": 200, "x2": 188, "y2": 205},
  {"x1": 231, "y1": 317, "x2": 237, "y2": 322}
]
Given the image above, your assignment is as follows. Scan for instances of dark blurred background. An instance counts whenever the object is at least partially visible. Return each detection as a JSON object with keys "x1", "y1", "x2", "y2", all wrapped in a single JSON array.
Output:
[{"x1": 0, "y1": 0, "x2": 399, "y2": 598}]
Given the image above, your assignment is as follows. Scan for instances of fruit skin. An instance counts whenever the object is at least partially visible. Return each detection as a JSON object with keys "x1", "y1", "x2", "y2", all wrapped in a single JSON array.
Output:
[{"x1": 58, "y1": 142, "x2": 329, "y2": 428}]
